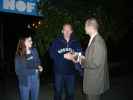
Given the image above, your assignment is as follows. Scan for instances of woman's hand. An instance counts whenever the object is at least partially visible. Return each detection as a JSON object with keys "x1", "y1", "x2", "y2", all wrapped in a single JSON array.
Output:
[{"x1": 38, "y1": 65, "x2": 43, "y2": 72}]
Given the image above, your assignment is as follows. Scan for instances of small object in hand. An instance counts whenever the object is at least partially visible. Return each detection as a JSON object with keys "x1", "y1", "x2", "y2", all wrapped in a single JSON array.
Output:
[
  {"x1": 36, "y1": 69, "x2": 39, "y2": 73},
  {"x1": 80, "y1": 56, "x2": 86, "y2": 65},
  {"x1": 77, "y1": 52, "x2": 82, "y2": 62},
  {"x1": 73, "y1": 54, "x2": 78, "y2": 61},
  {"x1": 74, "y1": 52, "x2": 82, "y2": 62}
]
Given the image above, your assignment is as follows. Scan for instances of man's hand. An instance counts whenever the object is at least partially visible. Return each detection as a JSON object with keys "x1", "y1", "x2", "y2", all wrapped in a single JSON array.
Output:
[
  {"x1": 79, "y1": 56, "x2": 86, "y2": 65},
  {"x1": 64, "y1": 52, "x2": 78, "y2": 63},
  {"x1": 64, "y1": 52, "x2": 74, "y2": 60},
  {"x1": 64, "y1": 52, "x2": 86, "y2": 64}
]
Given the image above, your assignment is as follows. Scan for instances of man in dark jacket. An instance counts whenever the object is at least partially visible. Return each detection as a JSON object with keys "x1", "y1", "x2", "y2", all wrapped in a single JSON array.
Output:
[{"x1": 49, "y1": 23, "x2": 82, "y2": 100}]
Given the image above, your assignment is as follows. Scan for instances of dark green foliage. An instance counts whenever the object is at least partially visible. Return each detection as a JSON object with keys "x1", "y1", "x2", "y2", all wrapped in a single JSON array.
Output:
[
  {"x1": 35, "y1": 2, "x2": 85, "y2": 56},
  {"x1": 35, "y1": 1, "x2": 127, "y2": 57}
]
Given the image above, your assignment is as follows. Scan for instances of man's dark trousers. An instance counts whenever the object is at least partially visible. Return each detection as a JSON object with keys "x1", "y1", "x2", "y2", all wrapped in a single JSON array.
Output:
[{"x1": 54, "y1": 74, "x2": 75, "y2": 100}]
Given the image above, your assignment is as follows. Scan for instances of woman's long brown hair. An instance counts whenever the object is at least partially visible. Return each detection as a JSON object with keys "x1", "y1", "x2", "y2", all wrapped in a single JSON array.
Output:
[{"x1": 16, "y1": 38, "x2": 26, "y2": 57}]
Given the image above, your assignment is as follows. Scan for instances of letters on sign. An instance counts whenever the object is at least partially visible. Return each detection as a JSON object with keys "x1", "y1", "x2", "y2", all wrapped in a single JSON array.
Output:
[{"x1": 0, "y1": 0, "x2": 40, "y2": 16}]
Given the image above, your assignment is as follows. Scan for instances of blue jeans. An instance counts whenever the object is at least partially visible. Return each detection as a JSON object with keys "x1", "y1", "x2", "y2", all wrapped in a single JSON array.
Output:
[
  {"x1": 54, "y1": 74, "x2": 75, "y2": 100},
  {"x1": 19, "y1": 74, "x2": 39, "y2": 100}
]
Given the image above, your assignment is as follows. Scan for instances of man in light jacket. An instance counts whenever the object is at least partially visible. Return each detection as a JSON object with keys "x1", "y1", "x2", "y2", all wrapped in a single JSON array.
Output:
[{"x1": 81, "y1": 18, "x2": 110, "y2": 100}]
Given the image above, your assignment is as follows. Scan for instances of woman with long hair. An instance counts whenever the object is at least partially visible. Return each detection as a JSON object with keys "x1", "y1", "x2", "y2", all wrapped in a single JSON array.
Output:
[{"x1": 15, "y1": 34, "x2": 43, "y2": 100}]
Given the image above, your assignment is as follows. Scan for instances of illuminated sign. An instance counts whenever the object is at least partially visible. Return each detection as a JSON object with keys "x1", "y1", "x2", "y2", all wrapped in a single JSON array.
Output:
[{"x1": 0, "y1": 0, "x2": 41, "y2": 16}]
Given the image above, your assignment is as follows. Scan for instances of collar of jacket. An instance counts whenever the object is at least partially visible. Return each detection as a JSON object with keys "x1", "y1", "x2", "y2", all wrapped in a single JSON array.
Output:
[
  {"x1": 88, "y1": 34, "x2": 99, "y2": 48},
  {"x1": 60, "y1": 34, "x2": 77, "y2": 43}
]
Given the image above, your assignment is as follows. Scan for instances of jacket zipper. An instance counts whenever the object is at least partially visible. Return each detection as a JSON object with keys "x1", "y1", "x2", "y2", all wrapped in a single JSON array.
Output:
[{"x1": 67, "y1": 42, "x2": 69, "y2": 48}]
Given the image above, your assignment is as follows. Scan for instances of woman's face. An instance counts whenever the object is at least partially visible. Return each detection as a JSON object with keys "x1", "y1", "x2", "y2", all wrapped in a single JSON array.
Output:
[{"x1": 24, "y1": 37, "x2": 33, "y2": 49}]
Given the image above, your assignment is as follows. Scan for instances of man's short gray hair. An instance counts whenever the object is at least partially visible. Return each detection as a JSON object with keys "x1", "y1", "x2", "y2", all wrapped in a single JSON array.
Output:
[{"x1": 85, "y1": 18, "x2": 99, "y2": 29}]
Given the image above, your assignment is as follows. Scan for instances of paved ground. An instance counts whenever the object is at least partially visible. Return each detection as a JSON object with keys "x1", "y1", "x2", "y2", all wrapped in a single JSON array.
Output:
[{"x1": 0, "y1": 73, "x2": 133, "y2": 100}]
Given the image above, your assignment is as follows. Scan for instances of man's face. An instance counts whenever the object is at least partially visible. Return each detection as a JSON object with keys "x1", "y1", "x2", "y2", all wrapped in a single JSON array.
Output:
[
  {"x1": 85, "y1": 24, "x2": 94, "y2": 36},
  {"x1": 63, "y1": 25, "x2": 73, "y2": 39}
]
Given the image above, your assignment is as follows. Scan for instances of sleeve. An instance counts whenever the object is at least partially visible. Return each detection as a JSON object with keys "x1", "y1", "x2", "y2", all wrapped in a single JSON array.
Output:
[
  {"x1": 33, "y1": 48, "x2": 41, "y2": 66},
  {"x1": 15, "y1": 56, "x2": 21, "y2": 76},
  {"x1": 74, "y1": 41, "x2": 82, "y2": 53},
  {"x1": 87, "y1": 41, "x2": 106, "y2": 69},
  {"x1": 74, "y1": 41, "x2": 83, "y2": 75},
  {"x1": 49, "y1": 40, "x2": 64, "y2": 60}
]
